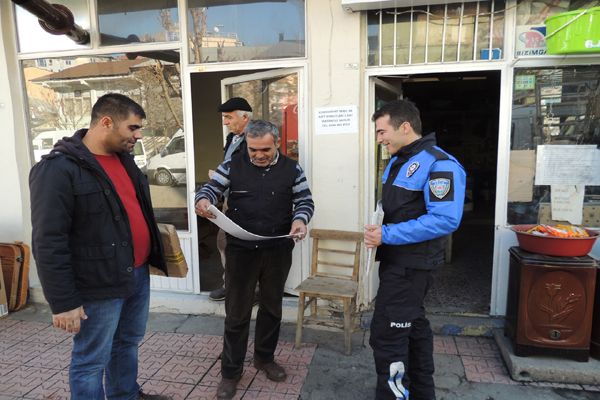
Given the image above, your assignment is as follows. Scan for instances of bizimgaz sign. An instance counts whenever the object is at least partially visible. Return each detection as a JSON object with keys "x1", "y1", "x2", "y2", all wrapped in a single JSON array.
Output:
[
  {"x1": 516, "y1": 25, "x2": 547, "y2": 56},
  {"x1": 585, "y1": 40, "x2": 600, "y2": 49}
]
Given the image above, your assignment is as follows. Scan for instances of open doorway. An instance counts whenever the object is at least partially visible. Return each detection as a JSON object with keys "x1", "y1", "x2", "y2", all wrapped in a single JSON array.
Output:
[
  {"x1": 374, "y1": 71, "x2": 501, "y2": 315},
  {"x1": 190, "y1": 68, "x2": 303, "y2": 293}
]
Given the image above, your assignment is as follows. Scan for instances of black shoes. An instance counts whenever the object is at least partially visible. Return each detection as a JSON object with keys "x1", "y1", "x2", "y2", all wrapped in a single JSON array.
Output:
[
  {"x1": 216, "y1": 376, "x2": 241, "y2": 399},
  {"x1": 253, "y1": 359, "x2": 287, "y2": 382},
  {"x1": 209, "y1": 287, "x2": 226, "y2": 301},
  {"x1": 138, "y1": 390, "x2": 172, "y2": 400}
]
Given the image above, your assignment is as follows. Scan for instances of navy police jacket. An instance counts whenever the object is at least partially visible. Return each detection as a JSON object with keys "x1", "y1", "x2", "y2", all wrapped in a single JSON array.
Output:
[{"x1": 377, "y1": 133, "x2": 466, "y2": 270}]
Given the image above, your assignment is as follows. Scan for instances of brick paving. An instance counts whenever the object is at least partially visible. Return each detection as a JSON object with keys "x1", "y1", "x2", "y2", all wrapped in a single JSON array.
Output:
[
  {"x1": 1, "y1": 318, "x2": 599, "y2": 399},
  {"x1": 434, "y1": 336, "x2": 600, "y2": 391},
  {"x1": 0, "y1": 319, "x2": 317, "y2": 399}
]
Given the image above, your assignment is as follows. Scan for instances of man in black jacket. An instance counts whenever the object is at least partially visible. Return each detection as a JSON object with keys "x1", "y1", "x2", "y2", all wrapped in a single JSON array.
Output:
[
  {"x1": 30, "y1": 93, "x2": 170, "y2": 400},
  {"x1": 195, "y1": 120, "x2": 314, "y2": 399}
]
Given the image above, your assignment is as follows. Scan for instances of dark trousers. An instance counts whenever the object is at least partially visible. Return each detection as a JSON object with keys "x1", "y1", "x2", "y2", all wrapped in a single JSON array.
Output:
[
  {"x1": 369, "y1": 266, "x2": 435, "y2": 400},
  {"x1": 221, "y1": 242, "x2": 293, "y2": 379}
]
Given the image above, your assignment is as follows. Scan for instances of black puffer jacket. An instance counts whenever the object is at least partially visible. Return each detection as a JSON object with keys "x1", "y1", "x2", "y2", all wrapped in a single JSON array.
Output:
[{"x1": 29, "y1": 129, "x2": 166, "y2": 314}]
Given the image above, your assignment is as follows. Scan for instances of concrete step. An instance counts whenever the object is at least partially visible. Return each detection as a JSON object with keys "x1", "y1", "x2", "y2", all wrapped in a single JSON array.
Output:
[{"x1": 494, "y1": 329, "x2": 600, "y2": 386}]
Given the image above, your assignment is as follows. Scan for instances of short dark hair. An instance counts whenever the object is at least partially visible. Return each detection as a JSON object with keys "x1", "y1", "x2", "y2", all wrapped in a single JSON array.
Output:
[
  {"x1": 372, "y1": 99, "x2": 422, "y2": 135},
  {"x1": 245, "y1": 120, "x2": 280, "y2": 141},
  {"x1": 90, "y1": 93, "x2": 146, "y2": 126}
]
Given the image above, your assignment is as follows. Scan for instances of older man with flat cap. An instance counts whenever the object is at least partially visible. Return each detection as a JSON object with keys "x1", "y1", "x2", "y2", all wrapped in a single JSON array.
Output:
[
  {"x1": 218, "y1": 97, "x2": 253, "y2": 164},
  {"x1": 208, "y1": 97, "x2": 253, "y2": 301}
]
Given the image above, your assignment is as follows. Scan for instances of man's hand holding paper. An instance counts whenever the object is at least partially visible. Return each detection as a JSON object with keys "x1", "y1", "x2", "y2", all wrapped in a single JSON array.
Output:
[
  {"x1": 289, "y1": 219, "x2": 307, "y2": 242},
  {"x1": 195, "y1": 198, "x2": 216, "y2": 219}
]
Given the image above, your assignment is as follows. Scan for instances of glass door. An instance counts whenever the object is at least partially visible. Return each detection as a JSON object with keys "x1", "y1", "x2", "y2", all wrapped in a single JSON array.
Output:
[
  {"x1": 221, "y1": 68, "x2": 305, "y2": 293},
  {"x1": 221, "y1": 68, "x2": 301, "y2": 160},
  {"x1": 374, "y1": 78, "x2": 402, "y2": 204}
]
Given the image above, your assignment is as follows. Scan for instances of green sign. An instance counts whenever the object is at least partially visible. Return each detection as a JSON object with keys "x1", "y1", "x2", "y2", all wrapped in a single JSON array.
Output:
[{"x1": 515, "y1": 75, "x2": 536, "y2": 90}]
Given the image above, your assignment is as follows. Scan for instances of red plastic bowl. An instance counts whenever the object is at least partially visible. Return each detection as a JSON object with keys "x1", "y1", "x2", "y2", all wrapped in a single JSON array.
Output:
[{"x1": 511, "y1": 224, "x2": 599, "y2": 257}]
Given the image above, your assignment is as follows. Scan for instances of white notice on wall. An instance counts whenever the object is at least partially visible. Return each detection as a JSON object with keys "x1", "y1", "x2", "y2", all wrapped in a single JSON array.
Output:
[
  {"x1": 551, "y1": 185, "x2": 584, "y2": 225},
  {"x1": 315, "y1": 105, "x2": 358, "y2": 134},
  {"x1": 535, "y1": 145, "x2": 600, "y2": 186}
]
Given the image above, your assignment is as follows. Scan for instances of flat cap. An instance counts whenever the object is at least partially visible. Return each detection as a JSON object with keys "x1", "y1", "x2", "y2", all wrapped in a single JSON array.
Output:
[{"x1": 218, "y1": 97, "x2": 252, "y2": 112}]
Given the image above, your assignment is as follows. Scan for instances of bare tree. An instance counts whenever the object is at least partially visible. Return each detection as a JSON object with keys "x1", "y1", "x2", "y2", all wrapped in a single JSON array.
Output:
[
  {"x1": 56, "y1": 96, "x2": 90, "y2": 130},
  {"x1": 29, "y1": 89, "x2": 90, "y2": 133},
  {"x1": 189, "y1": 7, "x2": 207, "y2": 63},
  {"x1": 133, "y1": 60, "x2": 183, "y2": 135}
]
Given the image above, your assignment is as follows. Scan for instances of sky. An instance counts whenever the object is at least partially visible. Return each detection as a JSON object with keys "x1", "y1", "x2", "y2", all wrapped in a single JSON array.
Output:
[
  {"x1": 15, "y1": 1, "x2": 305, "y2": 53},
  {"x1": 99, "y1": 1, "x2": 305, "y2": 46}
]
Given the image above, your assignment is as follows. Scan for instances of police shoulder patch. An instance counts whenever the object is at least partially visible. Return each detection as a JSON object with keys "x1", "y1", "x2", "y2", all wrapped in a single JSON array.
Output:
[
  {"x1": 429, "y1": 178, "x2": 451, "y2": 199},
  {"x1": 428, "y1": 171, "x2": 454, "y2": 202}
]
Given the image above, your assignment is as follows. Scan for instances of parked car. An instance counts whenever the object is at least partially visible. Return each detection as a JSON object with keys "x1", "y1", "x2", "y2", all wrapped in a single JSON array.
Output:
[
  {"x1": 133, "y1": 140, "x2": 148, "y2": 173},
  {"x1": 32, "y1": 129, "x2": 72, "y2": 162},
  {"x1": 146, "y1": 129, "x2": 186, "y2": 186}
]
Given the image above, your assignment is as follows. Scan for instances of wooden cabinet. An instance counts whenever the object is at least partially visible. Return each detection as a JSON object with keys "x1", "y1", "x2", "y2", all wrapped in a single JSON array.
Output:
[{"x1": 505, "y1": 247, "x2": 597, "y2": 362}]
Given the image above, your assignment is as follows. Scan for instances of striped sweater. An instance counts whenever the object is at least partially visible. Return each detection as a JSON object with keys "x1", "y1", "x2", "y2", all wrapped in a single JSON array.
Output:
[{"x1": 195, "y1": 151, "x2": 314, "y2": 226}]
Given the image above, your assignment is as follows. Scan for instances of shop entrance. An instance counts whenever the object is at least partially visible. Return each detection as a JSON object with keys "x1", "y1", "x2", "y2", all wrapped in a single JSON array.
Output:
[{"x1": 374, "y1": 70, "x2": 501, "y2": 314}]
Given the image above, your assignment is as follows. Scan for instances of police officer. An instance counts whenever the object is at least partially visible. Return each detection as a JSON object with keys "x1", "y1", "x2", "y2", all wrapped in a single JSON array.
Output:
[{"x1": 364, "y1": 99, "x2": 466, "y2": 400}]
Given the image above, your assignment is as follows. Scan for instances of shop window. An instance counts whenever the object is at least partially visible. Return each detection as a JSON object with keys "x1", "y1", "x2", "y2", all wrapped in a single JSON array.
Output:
[
  {"x1": 516, "y1": 0, "x2": 598, "y2": 26},
  {"x1": 515, "y1": 0, "x2": 597, "y2": 57},
  {"x1": 15, "y1": 0, "x2": 90, "y2": 53},
  {"x1": 507, "y1": 66, "x2": 600, "y2": 226},
  {"x1": 22, "y1": 52, "x2": 189, "y2": 230},
  {"x1": 367, "y1": 11, "x2": 380, "y2": 65},
  {"x1": 187, "y1": 0, "x2": 305, "y2": 64},
  {"x1": 367, "y1": 0, "x2": 505, "y2": 66},
  {"x1": 98, "y1": 0, "x2": 179, "y2": 45}
]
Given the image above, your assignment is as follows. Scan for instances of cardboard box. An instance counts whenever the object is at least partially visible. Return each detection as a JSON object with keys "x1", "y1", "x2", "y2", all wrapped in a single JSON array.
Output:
[{"x1": 150, "y1": 223, "x2": 188, "y2": 278}]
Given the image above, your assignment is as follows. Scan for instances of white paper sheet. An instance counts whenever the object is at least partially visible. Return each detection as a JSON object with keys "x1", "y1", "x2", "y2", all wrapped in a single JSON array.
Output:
[
  {"x1": 314, "y1": 105, "x2": 358, "y2": 134},
  {"x1": 206, "y1": 205, "x2": 295, "y2": 241},
  {"x1": 535, "y1": 145, "x2": 600, "y2": 185},
  {"x1": 551, "y1": 185, "x2": 584, "y2": 225},
  {"x1": 366, "y1": 201, "x2": 385, "y2": 276}
]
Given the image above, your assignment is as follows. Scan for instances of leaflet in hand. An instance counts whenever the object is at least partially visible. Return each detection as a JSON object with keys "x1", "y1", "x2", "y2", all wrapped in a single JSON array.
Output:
[
  {"x1": 366, "y1": 201, "x2": 385, "y2": 275},
  {"x1": 206, "y1": 205, "x2": 295, "y2": 241}
]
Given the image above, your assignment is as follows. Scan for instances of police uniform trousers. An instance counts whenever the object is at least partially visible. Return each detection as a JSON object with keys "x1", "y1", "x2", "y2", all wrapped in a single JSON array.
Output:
[
  {"x1": 221, "y1": 241, "x2": 293, "y2": 379},
  {"x1": 370, "y1": 264, "x2": 435, "y2": 400}
]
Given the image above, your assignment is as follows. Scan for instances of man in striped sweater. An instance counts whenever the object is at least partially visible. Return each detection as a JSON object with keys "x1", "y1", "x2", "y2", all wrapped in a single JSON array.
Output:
[{"x1": 195, "y1": 120, "x2": 314, "y2": 400}]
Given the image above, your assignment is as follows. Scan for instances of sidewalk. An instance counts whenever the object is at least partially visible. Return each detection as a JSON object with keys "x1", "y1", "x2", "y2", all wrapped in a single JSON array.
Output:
[{"x1": 1, "y1": 304, "x2": 600, "y2": 399}]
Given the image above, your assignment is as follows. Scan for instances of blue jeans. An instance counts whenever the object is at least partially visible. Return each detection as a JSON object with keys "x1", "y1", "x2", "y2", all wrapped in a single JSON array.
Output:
[{"x1": 69, "y1": 265, "x2": 150, "y2": 400}]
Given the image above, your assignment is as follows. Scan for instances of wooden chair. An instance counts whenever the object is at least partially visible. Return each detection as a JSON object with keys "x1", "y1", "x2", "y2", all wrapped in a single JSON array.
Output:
[{"x1": 294, "y1": 229, "x2": 363, "y2": 355}]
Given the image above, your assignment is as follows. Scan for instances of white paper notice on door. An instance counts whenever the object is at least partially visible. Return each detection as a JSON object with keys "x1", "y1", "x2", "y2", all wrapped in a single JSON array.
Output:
[
  {"x1": 550, "y1": 185, "x2": 584, "y2": 225},
  {"x1": 535, "y1": 145, "x2": 600, "y2": 185},
  {"x1": 206, "y1": 205, "x2": 295, "y2": 241}
]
